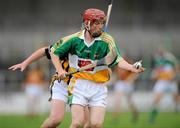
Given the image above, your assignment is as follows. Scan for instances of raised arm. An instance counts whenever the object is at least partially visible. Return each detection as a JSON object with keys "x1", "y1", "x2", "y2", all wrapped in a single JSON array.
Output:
[{"x1": 9, "y1": 47, "x2": 47, "y2": 71}]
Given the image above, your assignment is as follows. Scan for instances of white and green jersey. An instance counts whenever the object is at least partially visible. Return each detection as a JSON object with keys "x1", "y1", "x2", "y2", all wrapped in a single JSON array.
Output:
[
  {"x1": 52, "y1": 30, "x2": 122, "y2": 83},
  {"x1": 153, "y1": 52, "x2": 178, "y2": 80}
]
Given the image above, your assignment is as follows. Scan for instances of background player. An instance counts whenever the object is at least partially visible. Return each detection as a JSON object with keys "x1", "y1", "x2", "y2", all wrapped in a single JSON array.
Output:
[
  {"x1": 23, "y1": 67, "x2": 46, "y2": 116},
  {"x1": 113, "y1": 58, "x2": 139, "y2": 123},
  {"x1": 148, "y1": 47, "x2": 179, "y2": 123}
]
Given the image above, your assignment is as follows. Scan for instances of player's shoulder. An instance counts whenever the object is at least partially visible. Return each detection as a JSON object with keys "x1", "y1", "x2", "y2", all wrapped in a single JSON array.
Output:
[
  {"x1": 100, "y1": 32, "x2": 115, "y2": 44},
  {"x1": 61, "y1": 31, "x2": 82, "y2": 43},
  {"x1": 52, "y1": 31, "x2": 82, "y2": 50}
]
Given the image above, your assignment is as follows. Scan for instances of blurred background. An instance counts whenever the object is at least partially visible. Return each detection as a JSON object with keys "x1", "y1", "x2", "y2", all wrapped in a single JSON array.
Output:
[{"x1": 0, "y1": 0, "x2": 179, "y2": 128}]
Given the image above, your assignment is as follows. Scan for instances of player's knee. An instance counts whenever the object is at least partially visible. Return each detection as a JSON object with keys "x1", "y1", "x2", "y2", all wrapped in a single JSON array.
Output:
[
  {"x1": 71, "y1": 120, "x2": 84, "y2": 128},
  {"x1": 41, "y1": 116, "x2": 62, "y2": 128},
  {"x1": 41, "y1": 118, "x2": 61, "y2": 128},
  {"x1": 83, "y1": 122, "x2": 91, "y2": 128},
  {"x1": 90, "y1": 122, "x2": 103, "y2": 128},
  {"x1": 72, "y1": 123, "x2": 83, "y2": 128},
  {"x1": 50, "y1": 116, "x2": 63, "y2": 126}
]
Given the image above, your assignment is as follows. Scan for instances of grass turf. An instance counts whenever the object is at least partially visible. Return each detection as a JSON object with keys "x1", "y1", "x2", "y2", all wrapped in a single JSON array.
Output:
[{"x1": 0, "y1": 112, "x2": 179, "y2": 128}]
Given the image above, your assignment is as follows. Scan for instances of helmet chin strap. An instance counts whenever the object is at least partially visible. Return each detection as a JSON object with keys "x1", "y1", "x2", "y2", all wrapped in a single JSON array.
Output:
[
  {"x1": 84, "y1": 21, "x2": 94, "y2": 38},
  {"x1": 84, "y1": 20, "x2": 102, "y2": 38},
  {"x1": 85, "y1": 21, "x2": 91, "y2": 31}
]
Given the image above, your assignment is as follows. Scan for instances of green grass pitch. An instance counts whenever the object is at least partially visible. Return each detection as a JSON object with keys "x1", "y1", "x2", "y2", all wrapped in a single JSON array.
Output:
[{"x1": 0, "y1": 112, "x2": 179, "y2": 128}]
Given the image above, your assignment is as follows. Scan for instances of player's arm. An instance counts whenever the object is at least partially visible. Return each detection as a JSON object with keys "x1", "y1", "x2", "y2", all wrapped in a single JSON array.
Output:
[
  {"x1": 50, "y1": 50, "x2": 66, "y2": 80},
  {"x1": 107, "y1": 39, "x2": 145, "y2": 73},
  {"x1": 50, "y1": 39, "x2": 72, "y2": 79},
  {"x1": 8, "y1": 46, "x2": 48, "y2": 71},
  {"x1": 117, "y1": 58, "x2": 143, "y2": 73}
]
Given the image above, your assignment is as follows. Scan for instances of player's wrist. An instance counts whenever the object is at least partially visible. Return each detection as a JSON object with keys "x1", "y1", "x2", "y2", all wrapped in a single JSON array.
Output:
[
  {"x1": 130, "y1": 65, "x2": 136, "y2": 73},
  {"x1": 22, "y1": 61, "x2": 28, "y2": 67}
]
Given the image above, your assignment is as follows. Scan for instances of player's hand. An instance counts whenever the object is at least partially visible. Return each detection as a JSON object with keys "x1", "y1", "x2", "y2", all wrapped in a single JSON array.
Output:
[
  {"x1": 131, "y1": 60, "x2": 145, "y2": 73},
  {"x1": 8, "y1": 62, "x2": 27, "y2": 72},
  {"x1": 57, "y1": 69, "x2": 67, "y2": 80},
  {"x1": 131, "y1": 66, "x2": 145, "y2": 73}
]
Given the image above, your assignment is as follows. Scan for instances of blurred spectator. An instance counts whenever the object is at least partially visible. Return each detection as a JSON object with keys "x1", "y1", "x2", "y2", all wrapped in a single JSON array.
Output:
[
  {"x1": 112, "y1": 58, "x2": 139, "y2": 123},
  {"x1": 149, "y1": 47, "x2": 179, "y2": 123},
  {"x1": 23, "y1": 67, "x2": 46, "y2": 116}
]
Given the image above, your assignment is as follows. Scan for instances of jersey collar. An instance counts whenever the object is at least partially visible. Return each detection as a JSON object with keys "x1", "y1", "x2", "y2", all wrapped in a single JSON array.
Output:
[{"x1": 79, "y1": 30, "x2": 102, "y2": 47}]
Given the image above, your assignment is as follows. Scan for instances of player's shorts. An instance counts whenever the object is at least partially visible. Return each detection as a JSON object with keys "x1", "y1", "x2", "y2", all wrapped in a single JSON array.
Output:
[
  {"x1": 70, "y1": 78, "x2": 108, "y2": 108},
  {"x1": 153, "y1": 80, "x2": 178, "y2": 94},
  {"x1": 25, "y1": 84, "x2": 43, "y2": 97},
  {"x1": 51, "y1": 80, "x2": 68, "y2": 103},
  {"x1": 114, "y1": 80, "x2": 134, "y2": 96}
]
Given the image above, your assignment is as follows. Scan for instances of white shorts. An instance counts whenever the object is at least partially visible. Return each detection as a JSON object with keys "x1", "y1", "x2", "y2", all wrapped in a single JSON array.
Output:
[
  {"x1": 114, "y1": 81, "x2": 134, "y2": 95},
  {"x1": 70, "y1": 79, "x2": 108, "y2": 108},
  {"x1": 51, "y1": 80, "x2": 68, "y2": 103},
  {"x1": 25, "y1": 84, "x2": 43, "y2": 97},
  {"x1": 153, "y1": 80, "x2": 178, "y2": 94}
]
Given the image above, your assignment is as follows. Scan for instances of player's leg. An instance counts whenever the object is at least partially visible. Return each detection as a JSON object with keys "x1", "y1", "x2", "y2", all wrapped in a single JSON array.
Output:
[
  {"x1": 26, "y1": 94, "x2": 35, "y2": 116},
  {"x1": 25, "y1": 84, "x2": 40, "y2": 116},
  {"x1": 149, "y1": 80, "x2": 164, "y2": 123},
  {"x1": 70, "y1": 79, "x2": 107, "y2": 128},
  {"x1": 178, "y1": 81, "x2": 180, "y2": 102},
  {"x1": 127, "y1": 93, "x2": 139, "y2": 122},
  {"x1": 88, "y1": 81, "x2": 107, "y2": 128},
  {"x1": 112, "y1": 81, "x2": 126, "y2": 122},
  {"x1": 173, "y1": 93, "x2": 179, "y2": 113},
  {"x1": 30, "y1": 92, "x2": 41, "y2": 116},
  {"x1": 83, "y1": 106, "x2": 91, "y2": 128},
  {"x1": 70, "y1": 105, "x2": 85, "y2": 128},
  {"x1": 125, "y1": 83, "x2": 138, "y2": 122},
  {"x1": 69, "y1": 79, "x2": 88, "y2": 128},
  {"x1": 41, "y1": 99, "x2": 66, "y2": 128},
  {"x1": 170, "y1": 81, "x2": 179, "y2": 112},
  {"x1": 148, "y1": 92, "x2": 163, "y2": 123},
  {"x1": 89, "y1": 106, "x2": 106, "y2": 128},
  {"x1": 175, "y1": 81, "x2": 180, "y2": 112},
  {"x1": 32, "y1": 85, "x2": 44, "y2": 116},
  {"x1": 112, "y1": 89, "x2": 124, "y2": 121},
  {"x1": 41, "y1": 80, "x2": 68, "y2": 128}
]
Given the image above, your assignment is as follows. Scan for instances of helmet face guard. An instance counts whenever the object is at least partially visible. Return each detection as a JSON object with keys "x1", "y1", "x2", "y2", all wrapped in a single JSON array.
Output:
[{"x1": 82, "y1": 8, "x2": 106, "y2": 37}]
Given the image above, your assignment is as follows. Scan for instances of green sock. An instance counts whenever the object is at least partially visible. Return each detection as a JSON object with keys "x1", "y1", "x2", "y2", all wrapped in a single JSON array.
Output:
[{"x1": 149, "y1": 108, "x2": 158, "y2": 123}]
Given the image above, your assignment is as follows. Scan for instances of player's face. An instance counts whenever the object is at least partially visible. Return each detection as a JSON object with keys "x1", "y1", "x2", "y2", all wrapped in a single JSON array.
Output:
[{"x1": 90, "y1": 19, "x2": 105, "y2": 38}]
